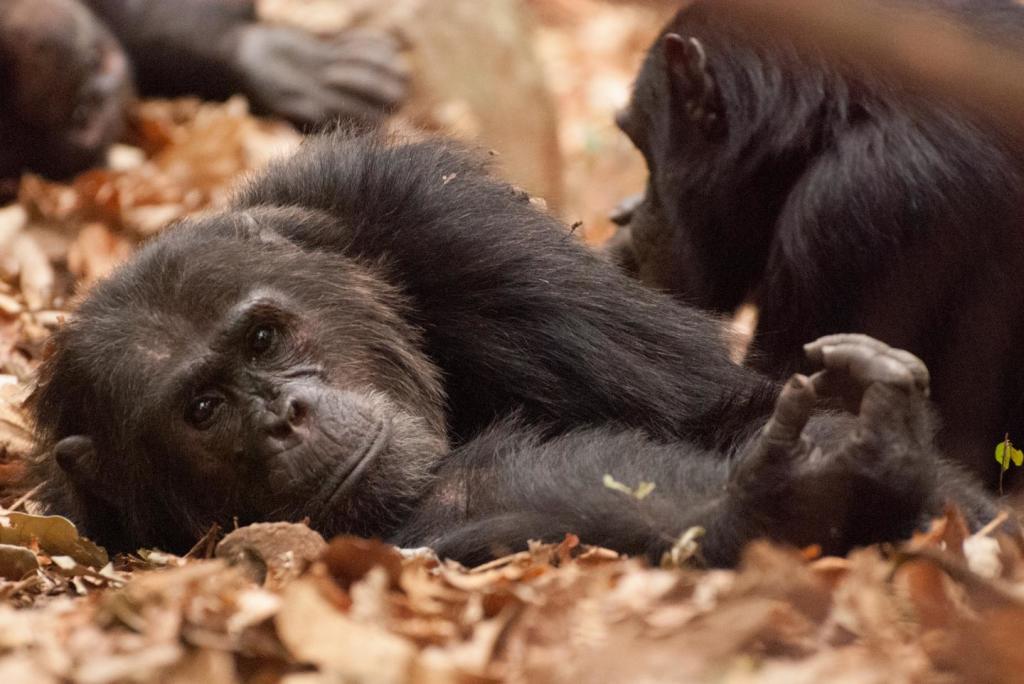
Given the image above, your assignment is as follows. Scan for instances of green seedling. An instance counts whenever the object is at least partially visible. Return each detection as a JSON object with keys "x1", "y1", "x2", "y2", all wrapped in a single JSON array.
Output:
[{"x1": 995, "y1": 433, "x2": 1023, "y2": 495}]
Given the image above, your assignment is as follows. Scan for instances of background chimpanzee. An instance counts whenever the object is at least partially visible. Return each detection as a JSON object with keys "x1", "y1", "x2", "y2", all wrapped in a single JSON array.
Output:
[
  {"x1": 26, "y1": 132, "x2": 995, "y2": 566},
  {"x1": 0, "y1": 0, "x2": 405, "y2": 179},
  {"x1": 609, "y1": 0, "x2": 1024, "y2": 486}
]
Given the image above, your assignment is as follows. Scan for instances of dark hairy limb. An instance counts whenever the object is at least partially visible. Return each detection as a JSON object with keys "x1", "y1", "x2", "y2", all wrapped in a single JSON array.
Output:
[
  {"x1": 399, "y1": 335, "x2": 994, "y2": 567},
  {"x1": 83, "y1": 0, "x2": 407, "y2": 126}
]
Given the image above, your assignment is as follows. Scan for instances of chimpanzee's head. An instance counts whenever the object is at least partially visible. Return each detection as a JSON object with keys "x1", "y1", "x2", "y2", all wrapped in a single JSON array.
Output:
[
  {"x1": 30, "y1": 206, "x2": 448, "y2": 552},
  {"x1": 613, "y1": 2, "x2": 836, "y2": 311}
]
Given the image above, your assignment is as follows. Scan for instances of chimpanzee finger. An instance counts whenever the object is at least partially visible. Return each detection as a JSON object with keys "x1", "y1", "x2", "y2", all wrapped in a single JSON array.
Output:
[
  {"x1": 805, "y1": 336, "x2": 901, "y2": 414},
  {"x1": 804, "y1": 333, "x2": 891, "y2": 361},
  {"x1": 331, "y1": 29, "x2": 405, "y2": 51},
  {"x1": 277, "y1": 89, "x2": 387, "y2": 128},
  {"x1": 326, "y1": 31, "x2": 408, "y2": 71},
  {"x1": 730, "y1": 374, "x2": 815, "y2": 496},
  {"x1": 814, "y1": 341, "x2": 916, "y2": 391},
  {"x1": 760, "y1": 373, "x2": 816, "y2": 451},
  {"x1": 806, "y1": 334, "x2": 929, "y2": 393},
  {"x1": 324, "y1": 66, "x2": 407, "y2": 108}
]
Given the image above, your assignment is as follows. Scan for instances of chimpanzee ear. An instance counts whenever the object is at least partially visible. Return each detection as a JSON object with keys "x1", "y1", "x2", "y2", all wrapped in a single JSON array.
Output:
[
  {"x1": 663, "y1": 34, "x2": 725, "y2": 139},
  {"x1": 54, "y1": 435, "x2": 117, "y2": 506}
]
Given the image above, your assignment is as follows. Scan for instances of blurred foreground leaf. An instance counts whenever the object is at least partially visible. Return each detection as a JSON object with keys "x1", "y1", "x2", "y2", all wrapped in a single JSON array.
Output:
[
  {"x1": 0, "y1": 543, "x2": 39, "y2": 579},
  {"x1": 0, "y1": 512, "x2": 108, "y2": 568}
]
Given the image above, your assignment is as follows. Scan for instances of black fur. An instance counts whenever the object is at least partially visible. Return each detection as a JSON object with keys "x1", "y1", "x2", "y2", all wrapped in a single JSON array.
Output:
[
  {"x1": 612, "y1": 0, "x2": 1024, "y2": 485},
  {"x1": 29, "y1": 133, "x2": 995, "y2": 566}
]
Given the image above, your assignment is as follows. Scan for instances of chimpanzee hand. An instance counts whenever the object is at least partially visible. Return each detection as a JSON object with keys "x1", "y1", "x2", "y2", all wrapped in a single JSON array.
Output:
[
  {"x1": 730, "y1": 334, "x2": 943, "y2": 555},
  {"x1": 234, "y1": 25, "x2": 408, "y2": 127}
]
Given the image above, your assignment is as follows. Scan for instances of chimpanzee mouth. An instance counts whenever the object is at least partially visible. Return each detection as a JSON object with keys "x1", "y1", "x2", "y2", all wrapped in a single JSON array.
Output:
[{"x1": 311, "y1": 418, "x2": 391, "y2": 518}]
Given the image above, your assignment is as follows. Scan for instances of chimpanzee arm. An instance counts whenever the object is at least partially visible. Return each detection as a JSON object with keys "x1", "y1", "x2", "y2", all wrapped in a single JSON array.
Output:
[
  {"x1": 396, "y1": 336, "x2": 998, "y2": 567},
  {"x1": 83, "y1": 0, "x2": 253, "y2": 100},
  {"x1": 393, "y1": 424, "x2": 752, "y2": 566},
  {"x1": 82, "y1": 0, "x2": 406, "y2": 125}
]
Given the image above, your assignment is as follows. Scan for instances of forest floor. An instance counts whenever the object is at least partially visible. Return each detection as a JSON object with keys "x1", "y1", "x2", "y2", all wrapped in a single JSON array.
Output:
[{"x1": 0, "y1": 1, "x2": 1022, "y2": 682}]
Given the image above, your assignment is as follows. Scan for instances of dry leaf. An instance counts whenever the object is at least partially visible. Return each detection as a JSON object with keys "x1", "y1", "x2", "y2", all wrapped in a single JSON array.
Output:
[
  {"x1": 215, "y1": 522, "x2": 326, "y2": 588},
  {"x1": 321, "y1": 535, "x2": 404, "y2": 591},
  {"x1": 0, "y1": 512, "x2": 108, "y2": 568},
  {"x1": 276, "y1": 577, "x2": 417, "y2": 683},
  {"x1": 7, "y1": 234, "x2": 53, "y2": 311},
  {"x1": 66, "y1": 224, "x2": 133, "y2": 286},
  {"x1": 0, "y1": 543, "x2": 39, "y2": 579}
]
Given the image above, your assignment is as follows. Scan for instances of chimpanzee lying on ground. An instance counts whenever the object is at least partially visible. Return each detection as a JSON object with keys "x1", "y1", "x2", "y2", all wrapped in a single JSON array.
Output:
[
  {"x1": 608, "y1": 0, "x2": 1024, "y2": 485},
  {"x1": 0, "y1": 0, "x2": 405, "y2": 179},
  {"x1": 28, "y1": 134, "x2": 996, "y2": 566}
]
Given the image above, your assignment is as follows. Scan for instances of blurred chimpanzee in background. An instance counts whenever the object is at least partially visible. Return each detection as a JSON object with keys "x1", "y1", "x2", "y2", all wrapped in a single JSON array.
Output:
[
  {"x1": 610, "y1": 0, "x2": 1024, "y2": 486},
  {"x1": 0, "y1": 0, "x2": 407, "y2": 180}
]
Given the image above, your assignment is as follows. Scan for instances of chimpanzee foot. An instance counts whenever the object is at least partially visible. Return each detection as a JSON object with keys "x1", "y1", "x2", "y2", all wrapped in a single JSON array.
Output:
[{"x1": 733, "y1": 334, "x2": 939, "y2": 553}]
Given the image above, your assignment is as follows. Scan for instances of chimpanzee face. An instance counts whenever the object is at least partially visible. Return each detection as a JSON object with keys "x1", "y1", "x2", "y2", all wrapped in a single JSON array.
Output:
[{"x1": 32, "y1": 208, "x2": 449, "y2": 551}]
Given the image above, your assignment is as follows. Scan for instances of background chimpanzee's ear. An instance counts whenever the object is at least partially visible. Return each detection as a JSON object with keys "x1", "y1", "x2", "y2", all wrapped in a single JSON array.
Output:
[
  {"x1": 53, "y1": 435, "x2": 118, "y2": 507},
  {"x1": 663, "y1": 34, "x2": 725, "y2": 138}
]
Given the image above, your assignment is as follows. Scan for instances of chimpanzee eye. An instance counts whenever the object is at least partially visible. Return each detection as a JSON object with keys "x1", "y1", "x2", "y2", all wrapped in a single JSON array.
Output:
[
  {"x1": 247, "y1": 324, "x2": 277, "y2": 357},
  {"x1": 185, "y1": 395, "x2": 223, "y2": 428}
]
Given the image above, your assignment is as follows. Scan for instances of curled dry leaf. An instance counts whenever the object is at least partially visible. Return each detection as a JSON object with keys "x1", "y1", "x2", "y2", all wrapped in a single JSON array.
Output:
[
  {"x1": 6, "y1": 234, "x2": 53, "y2": 311},
  {"x1": 0, "y1": 205, "x2": 27, "y2": 256},
  {"x1": 73, "y1": 643, "x2": 185, "y2": 684},
  {"x1": 66, "y1": 224, "x2": 134, "y2": 287},
  {"x1": 16, "y1": 98, "x2": 300, "y2": 246},
  {"x1": 276, "y1": 577, "x2": 417, "y2": 684},
  {"x1": 215, "y1": 522, "x2": 326, "y2": 588},
  {"x1": 161, "y1": 649, "x2": 237, "y2": 684},
  {"x1": 0, "y1": 512, "x2": 109, "y2": 568},
  {"x1": 0, "y1": 381, "x2": 33, "y2": 478},
  {"x1": 0, "y1": 543, "x2": 39, "y2": 580},
  {"x1": 320, "y1": 535, "x2": 404, "y2": 591},
  {"x1": 0, "y1": 657, "x2": 57, "y2": 684},
  {"x1": 0, "y1": 293, "x2": 21, "y2": 316},
  {"x1": 964, "y1": 534, "x2": 1003, "y2": 579}
]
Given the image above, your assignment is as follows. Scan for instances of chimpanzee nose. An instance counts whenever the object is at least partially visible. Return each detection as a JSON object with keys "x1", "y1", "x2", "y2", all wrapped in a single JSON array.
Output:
[
  {"x1": 261, "y1": 395, "x2": 310, "y2": 439},
  {"x1": 285, "y1": 396, "x2": 308, "y2": 426}
]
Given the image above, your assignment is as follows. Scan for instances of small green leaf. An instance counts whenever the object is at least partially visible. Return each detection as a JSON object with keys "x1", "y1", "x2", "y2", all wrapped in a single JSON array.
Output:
[{"x1": 995, "y1": 441, "x2": 1024, "y2": 469}]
